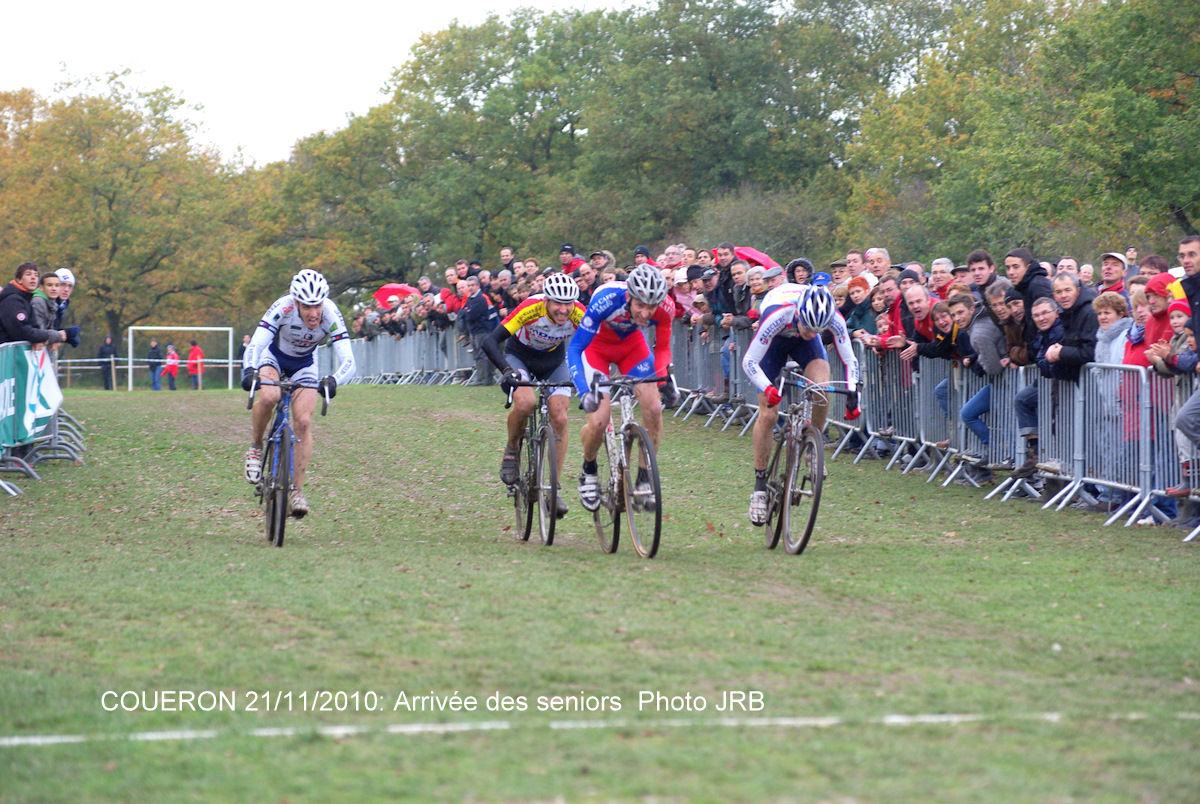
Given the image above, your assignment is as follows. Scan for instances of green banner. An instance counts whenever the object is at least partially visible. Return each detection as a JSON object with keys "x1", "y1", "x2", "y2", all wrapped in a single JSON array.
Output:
[{"x1": 0, "y1": 342, "x2": 64, "y2": 448}]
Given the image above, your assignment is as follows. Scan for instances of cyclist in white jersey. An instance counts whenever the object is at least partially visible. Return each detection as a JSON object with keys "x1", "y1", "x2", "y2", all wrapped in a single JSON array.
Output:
[
  {"x1": 742, "y1": 281, "x2": 860, "y2": 526},
  {"x1": 241, "y1": 269, "x2": 356, "y2": 518}
]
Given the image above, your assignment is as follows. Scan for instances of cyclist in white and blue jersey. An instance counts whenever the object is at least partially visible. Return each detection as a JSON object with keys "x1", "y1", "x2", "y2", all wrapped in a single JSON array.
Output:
[
  {"x1": 742, "y1": 282, "x2": 860, "y2": 526},
  {"x1": 242, "y1": 269, "x2": 356, "y2": 518}
]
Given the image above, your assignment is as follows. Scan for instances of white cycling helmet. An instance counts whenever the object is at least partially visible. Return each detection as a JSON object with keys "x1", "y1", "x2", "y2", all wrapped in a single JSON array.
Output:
[
  {"x1": 796, "y1": 285, "x2": 837, "y2": 331},
  {"x1": 290, "y1": 269, "x2": 329, "y2": 306},
  {"x1": 542, "y1": 271, "x2": 580, "y2": 303},
  {"x1": 626, "y1": 264, "x2": 669, "y2": 306}
]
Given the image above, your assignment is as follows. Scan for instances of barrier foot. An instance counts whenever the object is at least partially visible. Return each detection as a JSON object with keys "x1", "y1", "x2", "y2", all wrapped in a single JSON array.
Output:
[
  {"x1": 0, "y1": 476, "x2": 21, "y2": 496},
  {"x1": 884, "y1": 440, "x2": 916, "y2": 472},
  {"x1": 674, "y1": 390, "x2": 700, "y2": 418},
  {"x1": 829, "y1": 428, "x2": 855, "y2": 461},
  {"x1": 738, "y1": 409, "x2": 759, "y2": 438},
  {"x1": 721, "y1": 403, "x2": 754, "y2": 432},
  {"x1": 1184, "y1": 522, "x2": 1200, "y2": 542}
]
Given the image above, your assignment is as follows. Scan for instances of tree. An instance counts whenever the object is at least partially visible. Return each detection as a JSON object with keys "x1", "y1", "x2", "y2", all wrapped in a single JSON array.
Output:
[{"x1": 0, "y1": 74, "x2": 247, "y2": 338}]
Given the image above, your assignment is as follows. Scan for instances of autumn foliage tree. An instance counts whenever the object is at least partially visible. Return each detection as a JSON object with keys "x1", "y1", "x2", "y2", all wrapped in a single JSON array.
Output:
[{"x1": 0, "y1": 74, "x2": 249, "y2": 341}]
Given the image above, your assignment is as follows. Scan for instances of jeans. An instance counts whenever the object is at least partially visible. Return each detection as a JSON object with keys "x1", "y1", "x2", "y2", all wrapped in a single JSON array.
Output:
[
  {"x1": 190, "y1": 373, "x2": 200, "y2": 390},
  {"x1": 1016, "y1": 382, "x2": 1038, "y2": 437},
  {"x1": 165, "y1": 372, "x2": 176, "y2": 391},
  {"x1": 961, "y1": 384, "x2": 991, "y2": 446},
  {"x1": 150, "y1": 366, "x2": 162, "y2": 391},
  {"x1": 934, "y1": 378, "x2": 949, "y2": 416}
]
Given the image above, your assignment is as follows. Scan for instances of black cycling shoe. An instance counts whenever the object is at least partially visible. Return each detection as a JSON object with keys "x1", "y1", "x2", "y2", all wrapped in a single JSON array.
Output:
[{"x1": 500, "y1": 447, "x2": 520, "y2": 486}]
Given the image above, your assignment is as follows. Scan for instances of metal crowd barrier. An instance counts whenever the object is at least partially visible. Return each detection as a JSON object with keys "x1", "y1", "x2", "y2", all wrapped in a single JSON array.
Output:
[{"x1": 327, "y1": 324, "x2": 1200, "y2": 537}]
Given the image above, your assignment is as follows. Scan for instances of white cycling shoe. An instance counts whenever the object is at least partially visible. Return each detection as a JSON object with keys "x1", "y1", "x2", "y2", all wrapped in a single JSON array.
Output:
[
  {"x1": 244, "y1": 447, "x2": 262, "y2": 484},
  {"x1": 289, "y1": 489, "x2": 309, "y2": 519},
  {"x1": 748, "y1": 490, "x2": 768, "y2": 526},
  {"x1": 578, "y1": 472, "x2": 601, "y2": 512}
]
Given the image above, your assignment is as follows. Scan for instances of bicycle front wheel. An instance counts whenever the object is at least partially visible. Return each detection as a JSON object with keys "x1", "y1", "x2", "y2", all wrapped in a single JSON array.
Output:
[
  {"x1": 763, "y1": 431, "x2": 788, "y2": 550},
  {"x1": 266, "y1": 425, "x2": 292, "y2": 548},
  {"x1": 622, "y1": 424, "x2": 661, "y2": 559},
  {"x1": 593, "y1": 431, "x2": 621, "y2": 553},
  {"x1": 782, "y1": 424, "x2": 824, "y2": 555},
  {"x1": 534, "y1": 426, "x2": 558, "y2": 546},
  {"x1": 512, "y1": 432, "x2": 534, "y2": 541}
]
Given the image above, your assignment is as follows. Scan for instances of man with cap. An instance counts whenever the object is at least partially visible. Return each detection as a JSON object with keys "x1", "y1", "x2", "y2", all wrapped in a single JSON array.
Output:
[
  {"x1": 54, "y1": 267, "x2": 76, "y2": 328},
  {"x1": 589, "y1": 251, "x2": 609, "y2": 273},
  {"x1": 763, "y1": 265, "x2": 785, "y2": 292},
  {"x1": 559, "y1": 244, "x2": 586, "y2": 274},
  {"x1": 1096, "y1": 252, "x2": 1129, "y2": 298},
  {"x1": 633, "y1": 245, "x2": 653, "y2": 266}
]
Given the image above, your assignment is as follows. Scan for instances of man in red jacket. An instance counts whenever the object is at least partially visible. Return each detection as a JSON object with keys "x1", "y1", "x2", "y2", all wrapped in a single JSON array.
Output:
[{"x1": 186, "y1": 340, "x2": 205, "y2": 390}]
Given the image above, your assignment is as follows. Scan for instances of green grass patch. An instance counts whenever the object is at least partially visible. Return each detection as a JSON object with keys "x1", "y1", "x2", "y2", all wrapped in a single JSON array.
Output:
[{"x1": 2, "y1": 386, "x2": 1197, "y2": 801}]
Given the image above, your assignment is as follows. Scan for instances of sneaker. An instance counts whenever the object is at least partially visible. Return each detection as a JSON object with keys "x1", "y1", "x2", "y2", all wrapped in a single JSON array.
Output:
[
  {"x1": 995, "y1": 457, "x2": 1015, "y2": 471},
  {"x1": 934, "y1": 439, "x2": 950, "y2": 449},
  {"x1": 1165, "y1": 482, "x2": 1192, "y2": 498},
  {"x1": 555, "y1": 495, "x2": 569, "y2": 519},
  {"x1": 500, "y1": 446, "x2": 520, "y2": 486},
  {"x1": 578, "y1": 472, "x2": 601, "y2": 512},
  {"x1": 1135, "y1": 516, "x2": 1157, "y2": 526},
  {"x1": 244, "y1": 447, "x2": 262, "y2": 484},
  {"x1": 1037, "y1": 460, "x2": 1064, "y2": 475},
  {"x1": 1011, "y1": 457, "x2": 1039, "y2": 479},
  {"x1": 749, "y1": 490, "x2": 768, "y2": 526},
  {"x1": 289, "y1": 489, "x2": 309, "y2": 519},
  {"x1": 877, "y1": 425, "x2": 895, "y2": 437}
]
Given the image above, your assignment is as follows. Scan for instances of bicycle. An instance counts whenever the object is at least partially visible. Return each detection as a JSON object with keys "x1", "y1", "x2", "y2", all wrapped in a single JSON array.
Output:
[
  {"x1": 247, "y1": 377, "x2": 330, "y2": 547},
  {"x1": 505, "y1": 379, "x2": 575, "y2": 546},
  {"x1": 762, "y1": 372, "x2": 857, "y2": 555},
  {"x1": 588, "y1": 374, "x2": 673, "y2": 559}
]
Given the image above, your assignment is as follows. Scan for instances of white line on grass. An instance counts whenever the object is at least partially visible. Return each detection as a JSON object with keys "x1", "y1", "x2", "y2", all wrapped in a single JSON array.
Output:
[{"x1": 3, "y1": 713, "x2": 1196, "y2": 748}]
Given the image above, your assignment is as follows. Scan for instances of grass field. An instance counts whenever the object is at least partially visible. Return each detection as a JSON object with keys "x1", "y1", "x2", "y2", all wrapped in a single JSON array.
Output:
[{"x1": 2, "y1": 385, "x2": 1197, "y2": 802}]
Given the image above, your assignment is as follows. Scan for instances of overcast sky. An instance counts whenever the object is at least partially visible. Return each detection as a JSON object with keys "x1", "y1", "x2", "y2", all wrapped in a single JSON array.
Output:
[{"x1": 3, "y1": 0, "x2": 624, "y2": 166}]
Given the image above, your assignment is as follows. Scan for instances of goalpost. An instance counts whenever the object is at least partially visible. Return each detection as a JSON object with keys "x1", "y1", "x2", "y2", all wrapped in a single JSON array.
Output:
[{"x1": 126, "y1": 326, "x2": 235, "y2": 392}]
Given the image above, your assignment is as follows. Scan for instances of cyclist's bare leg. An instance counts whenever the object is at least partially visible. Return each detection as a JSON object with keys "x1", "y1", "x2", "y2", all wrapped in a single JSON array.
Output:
[
  {"x1": 753, "y1": 392, "x2": 780, "y2": 472},
  {"x1": 803, "y1": 359, "x2": 831, "y2": 432},
  {"x1": 580, "y1": 395, "x2": 612, "y2": 463},
  {"x1": 250, "y1": 366, "x2": 282, "y2": 448},
  {"x1": 633, "y1": 382, "x2": 663, "y2": 466},
  {"x1": 290, "y1": 387, "x2": 318, "y2": 492},
  {"x1": 548, "y1": 394, "x2": 570, "y2": 476},
  {"x1": 506, "y1": 387, "x2": 536, "y2": 450}
]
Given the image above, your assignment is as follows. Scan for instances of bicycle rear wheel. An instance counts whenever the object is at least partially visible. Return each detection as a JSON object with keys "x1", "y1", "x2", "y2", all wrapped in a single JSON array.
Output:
[
  {"x1": 265, "y1": 425, "x2": 292, "y2": 548},
  {"x1": 622, "y1": 424, "x2": 661, "y2": 559},
  {"x1": 593, "y1": 431, "x2": 621, "y2": 553},
  {"x1": 782, "y1": 424, "x2": 824, "y2": 555},
  {"x1": 512, "y1": 431, "x2": 534, "y2": 541},
  {"x1": 534, "y1": 426, "x2": 558, "y2": 546},
  {"x1": 763, "y1": 432, "x2": 788, "y2": 550}
]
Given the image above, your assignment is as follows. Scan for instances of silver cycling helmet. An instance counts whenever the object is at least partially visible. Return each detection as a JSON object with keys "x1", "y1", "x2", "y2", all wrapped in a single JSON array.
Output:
[
  {"x1": 542, "y1": 271, "x2": 580, "y2": 303},
  {"x1": 625, "y1": 264, "x2": 669, "y2": 306},
  {"x1": 796, "y1": 285, "x2": 837, "y2": 331},
  {"x1": 290, "y1": 269, "x2": 330, "y2": 306}
]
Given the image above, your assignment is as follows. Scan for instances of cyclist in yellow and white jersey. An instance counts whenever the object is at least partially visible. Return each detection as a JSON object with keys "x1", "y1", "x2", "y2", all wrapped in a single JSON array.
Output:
[{"x1": 481, "y1": 272, "x2": 586, "y2": 518}]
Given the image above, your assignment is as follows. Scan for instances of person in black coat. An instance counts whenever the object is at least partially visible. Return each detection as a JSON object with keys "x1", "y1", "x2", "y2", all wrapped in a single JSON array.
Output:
[
  {"x1": 1005, "y1": 248, "x2": 1054, "y2": 320},
  {"x1": 1043, "y1": 273, "x2": 1098, "y2": 383},
  {"x1": 97, "y1": 334, "x2": 119, "y2": 390}
]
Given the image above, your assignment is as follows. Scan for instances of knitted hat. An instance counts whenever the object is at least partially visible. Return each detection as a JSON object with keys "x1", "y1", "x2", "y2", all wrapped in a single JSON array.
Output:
[{"x1": 1167, "y1": 299, "x2": 1191, "y2": 318}]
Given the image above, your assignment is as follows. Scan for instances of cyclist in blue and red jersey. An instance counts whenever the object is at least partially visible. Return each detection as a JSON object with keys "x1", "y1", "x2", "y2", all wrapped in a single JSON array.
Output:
[
  {"x1": 481, "y1": 272, "x2": 586, "y2": 518},
  {"x1": 742, "y1": 282, "x2": 860, "y2": 526},
  {"x1": 567, "y1": 264, "x2": 678, "y2": 511}
]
